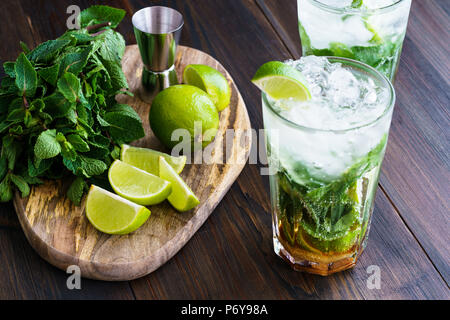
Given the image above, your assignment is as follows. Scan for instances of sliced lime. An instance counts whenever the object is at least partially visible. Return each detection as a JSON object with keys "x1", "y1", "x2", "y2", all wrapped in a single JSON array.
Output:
[
  {"x1": 159, "y1": 157, "x2": 199, "y2": 212},
  {"x1": 297, "y1": 227, "x2": 359, "y2": 253},
  {"x1": 86, "y1": 185, "x2": 151, "y2": 235},
  {"x1": 183, "y1": 64, "x2": 231, "y2": 111},
  {"x1": 108, "y1": 160, "x2": 172, "y2": 206},
  {"x1": 251, "y1": 61, "x2": 311, "y2": 101},
  {"x1": 120, "y1": 144, "x2": 186, "y2": 175}
]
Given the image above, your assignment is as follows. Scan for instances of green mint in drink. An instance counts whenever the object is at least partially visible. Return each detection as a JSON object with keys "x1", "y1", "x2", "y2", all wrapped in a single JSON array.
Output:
[{"x1": 297, "y1": 0, "x2": 412, "y2": 80}]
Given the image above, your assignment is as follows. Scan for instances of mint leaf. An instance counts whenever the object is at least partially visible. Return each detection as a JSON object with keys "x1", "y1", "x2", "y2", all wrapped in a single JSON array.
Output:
[
  {"x1": 16, "y1": 165, "x2": 42, "y2": 185},
  {"x1": 9, "y1": 125, "x2": 23, "y2": 135},
  {"x1": 2, "y1": 135, "x2": 21, "y2": 170},
  {"x1": 104, "y1": 104, "x2": 145, "y2": 144},
  {"x1": 351, "y1": 45, "x2": 384, "y2": 67},
  {"x1": 58, "y1": 45, "x2": 92, "y2": 76},
  {"x1": 80, "y1": 5, "x2": 126, "y2": 29},
  {"x1": 38, "y1": 63, "x2": 60, "y2": 86},
  {"x1": 29, "y1": 98, "x2": 45, "y2": 112},
  {"x1": 10, "y1": 174, "x2": 30, "y2": 198},
  {"x1": 96, "y1": 29, "x2": 126, "y2": 62},
  {"x1": 351, "y1": 0, "x2": 363, "y2": 8},
  {"x1": 0, "y1": 155, "x2": 7, "y2": 181},
  {"x1": 0, "y1": 175, "x2": 13, "y2": 202},
  {"x1": 27, "y1": 39, "x2": 71, "y2": 63},
  {"x1": 28, "y1": 157, "x2": 52, "y2": 177},
  {"x1": 79, "y1": 157, "x2": 108, "y2": 177},
  {"x1": 63, "y1": 155, "x2": 107, "y2": 178},
  {"x1": 67, "y1": 134, "x2": 90, "y2": 152},
  {"x1": 3, "y1": 62, "x2": 15, "y2": 78},
  {"x1": 61, "y1": 139, "x2": 78, "y2": 161},
  {"x1": 0, "y1": 94, "x2": 16, "y2": 112},
  {"x1": 59, "y1": 30, "x2": 94, "y2": 44},
  {"x1": 329, "y1": 42, "x2": 355, "y2": 59},
  {"x1": 15, "y1": 53, "x2": 37, "y2": 97},
  {"x1": 96, "y1": 113, "x2": 110, "y2": 127},
  {"x1": 43, "y1": 92, "x2": 74, "y2": 118},
  {"x1": 34, "y1": 129, "x2": 61, "y2": 159},
  {"x1": 67, "y1": 177, "x2": 88, "y2": 206},
  {"x1": 57, "y1": 72, "x2": 80, "y2": 103},
  {"x1": 6, "y1": 108, "x2": 25, "y2": 122},
  {"x1": 20, "y1": 41, "x2": 31, "y2": 54},
  {"x1": 0, "y1": 122, "x2": 13, "y2": 134},
  {"x1": 101, "y1": 58, "x2": 128, "y2": 91},
  {"x1": 24, "y1": 110, "x2": 33, "y2": 127},
  {"x1": 0, "y1": 78, "x2": 18, "y2": 95}
]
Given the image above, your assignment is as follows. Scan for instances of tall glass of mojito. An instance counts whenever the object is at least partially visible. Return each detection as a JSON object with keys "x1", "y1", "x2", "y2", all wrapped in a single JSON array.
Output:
[
  {"x1": 256, "y1": 56, "x2": 395, "y2": 275},
  {"x1": 298, "y1": 0, "x2": 412, "y2": 81}
]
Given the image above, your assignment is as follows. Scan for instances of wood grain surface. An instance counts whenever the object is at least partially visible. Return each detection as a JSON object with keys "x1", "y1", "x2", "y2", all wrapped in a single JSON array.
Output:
[
  {"x1": 12, "y1": 45, "x2": 251, "y2": 281},
  {"x1": 0, "y1": 0, "x2": 448, "y2": 299}
]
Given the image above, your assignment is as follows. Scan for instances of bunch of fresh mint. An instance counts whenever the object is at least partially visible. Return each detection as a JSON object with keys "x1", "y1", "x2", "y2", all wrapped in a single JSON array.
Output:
[{"x1": 0, "y1": 6, "x2": 145, "y2": 205}]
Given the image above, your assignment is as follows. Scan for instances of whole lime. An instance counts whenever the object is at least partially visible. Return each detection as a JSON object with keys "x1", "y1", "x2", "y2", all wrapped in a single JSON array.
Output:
[{"x1": 150, "y1": 85, "x2": 219, "y2": 149}]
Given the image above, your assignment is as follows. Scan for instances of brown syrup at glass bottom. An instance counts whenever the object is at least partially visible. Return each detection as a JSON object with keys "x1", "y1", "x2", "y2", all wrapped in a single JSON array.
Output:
[{"x1": 276, "y1": 225, "x2": 365, "y2": 276}]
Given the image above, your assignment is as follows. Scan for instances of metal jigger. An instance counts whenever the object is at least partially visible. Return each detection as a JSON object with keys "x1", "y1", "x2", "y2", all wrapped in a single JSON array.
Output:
[{"x1": 132, "y1": 7, "x2": 184, "y2": 101}]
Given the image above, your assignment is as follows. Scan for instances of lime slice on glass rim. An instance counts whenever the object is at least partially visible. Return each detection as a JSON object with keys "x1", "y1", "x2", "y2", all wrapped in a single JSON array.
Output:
[
  {"x1": 159, "y1": 157, "x2": 200, "y2": 212},
  {"x1": 183, "y1": 64, "x2": 231, "y2": 111},
  {"x1": 108, "y1": 160, "x2": 172, "y2": 206},
  {"x1": 86, "y1": 185, "x2": 151, "y2": 235},
  {"x1": 120, "y1": 144, "x2": 186, "y2": 175},
  {"x1": 251, "y1": 61, "x2": 311, "y2": 101}
]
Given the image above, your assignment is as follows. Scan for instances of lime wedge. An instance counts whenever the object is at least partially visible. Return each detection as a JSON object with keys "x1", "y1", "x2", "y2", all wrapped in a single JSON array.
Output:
[
  {"x1": 183, "y1": 64, "x2": 231, "y2": 111},
  {"x1": 108, "y1": 160, "x2": 172, "y2": 206},
  {"x1": 297, "y1": 227, "x2": 359, "y2": 253},
  {"x1": 365, "y1": 20, "x2": 383, "y2": 45},
  {"x1": 251, "y1": 61, "x2": 311, "y2": 101},
  {"x1": 297, "y1": 229, "x2": 323, "y2": 254},
  {"x1": 86, "y1": 185, "x2": 151, "y2": 235},
  {"x1": 159, "y1": 157, "x2": 199, "y2": 212},
  {"x1": 120, "y1": 145, "x2": 186, "y2": 175}
]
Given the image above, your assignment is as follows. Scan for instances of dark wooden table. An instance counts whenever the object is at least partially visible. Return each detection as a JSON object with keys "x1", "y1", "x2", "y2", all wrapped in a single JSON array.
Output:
[{"x1": 0, "y1": 0, "x2": 448, "y2": 300}]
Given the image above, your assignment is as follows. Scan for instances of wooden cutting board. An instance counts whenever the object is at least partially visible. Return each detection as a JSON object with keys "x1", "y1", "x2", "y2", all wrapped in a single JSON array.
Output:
[{"x1": 13, "y1": 45, "x2": 251, "y2": 281}]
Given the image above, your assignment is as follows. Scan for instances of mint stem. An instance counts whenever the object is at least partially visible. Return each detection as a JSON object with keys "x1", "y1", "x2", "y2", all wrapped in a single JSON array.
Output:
[
  {"x1": 22, "y1": 96, "x2": 29, "y2": 109},
  {"x1": 90, "y1": 29, "x2": 108, "y2": 37},
  {"x1": 86, "y1": 22, "x2": 111, "y2": 32}
]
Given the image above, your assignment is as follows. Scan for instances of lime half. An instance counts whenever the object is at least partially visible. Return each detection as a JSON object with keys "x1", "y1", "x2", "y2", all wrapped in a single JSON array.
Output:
[
  {"x1": 108, "y1": 160, "x2": 172, "y2": 206},
  {"x1": 251, "y1": 61, "x2": 311, "y2": 101},
  {"x1": 183, "y1": 64, "x2": 231, "y2": 111},
  {"x1": 86, "y1": 185, "x2": 151, "y2": 235},
  {"x1": 121, "y1": 144, "x2": 186, "y2": 175},
  {"x1": 159, "y1": 157, "x2": 199, "y2": 212}
]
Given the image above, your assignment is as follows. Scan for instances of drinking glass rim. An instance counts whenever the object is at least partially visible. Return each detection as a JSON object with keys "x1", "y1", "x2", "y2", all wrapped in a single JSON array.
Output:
[
  {"x1": 304, "y1": 0, "x2": 406, "y2": 14},
  {"x1": 262, "y1": 56, "x2": 395, "y2": 134}
]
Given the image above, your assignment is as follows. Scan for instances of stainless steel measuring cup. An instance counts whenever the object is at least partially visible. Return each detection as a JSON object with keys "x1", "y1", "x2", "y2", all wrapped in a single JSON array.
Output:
[{"x1": 132, "y1": 6, "x2": 184, "y2": 100}]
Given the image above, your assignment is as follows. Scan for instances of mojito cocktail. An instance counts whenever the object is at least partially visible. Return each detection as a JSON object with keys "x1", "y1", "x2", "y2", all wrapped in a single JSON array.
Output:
[
  {"x1": 298, "y1": 0, "x2": 412, "y2": 81},
  {"x1": 261, "y1": 56, "x2": 395, "y2": 275}
]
